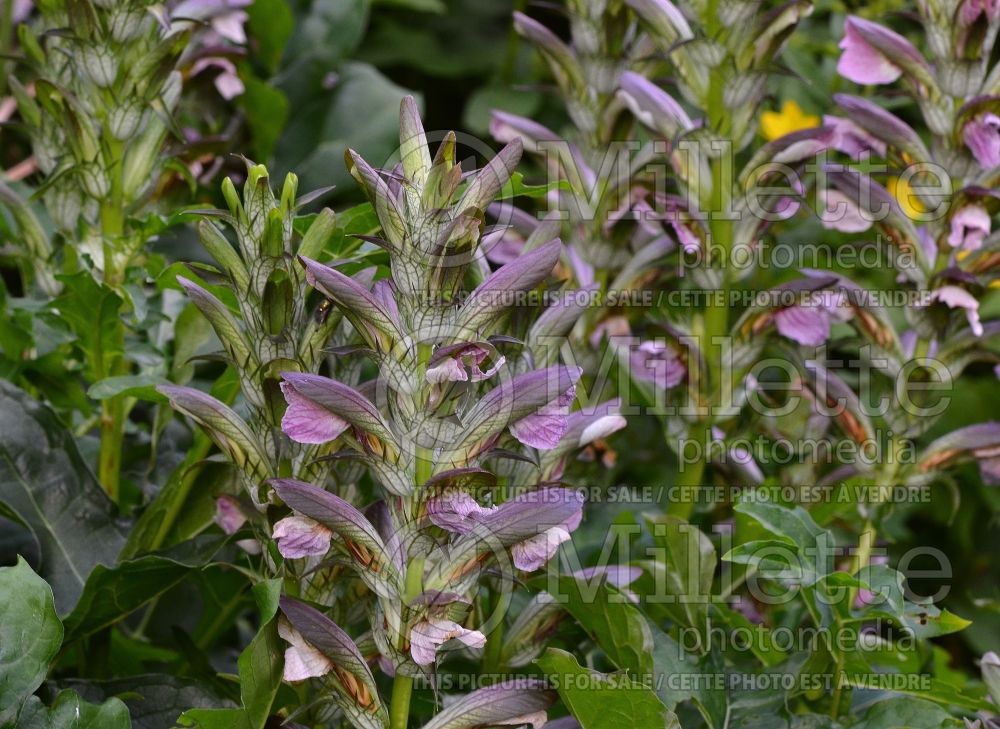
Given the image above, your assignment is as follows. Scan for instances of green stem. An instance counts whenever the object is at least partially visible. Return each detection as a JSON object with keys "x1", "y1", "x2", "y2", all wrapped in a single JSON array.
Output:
[
  {"x1": 96, "y1": 137, "x2": 128, "y2": 503},
  {"x1": 481, "y1": 584, "x2": 505, "y2": 674},
  {"x1": 390, "y1": 558, "x2": 426, "y2": 729},
  {"x1": 670, "y1": 422, "x2": 708, "y2": 519},
  {"x1": 98, "y1": 395, "x2": 125, "y2": 503},
  {"x1": 389, "y1": 673, "x2": 414, "y2": 729},
  {"x1": 847, "y1": 519, "x2": 875, "y2": 609},
  {"x1": 149, "y1": 432, "x2": 214, "y2": 551},
  {"x1": 671, "y1": 40, "x2": 733, "y2": 516}
]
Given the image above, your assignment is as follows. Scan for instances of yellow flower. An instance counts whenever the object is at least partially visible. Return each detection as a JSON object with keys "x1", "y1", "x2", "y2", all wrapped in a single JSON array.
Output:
[
  {"x1": 886, "y1": 176, "x2": 926, "y2": 220},
  {"x1": 760, "y1": 99, "x2": 820, "y2": 141}
]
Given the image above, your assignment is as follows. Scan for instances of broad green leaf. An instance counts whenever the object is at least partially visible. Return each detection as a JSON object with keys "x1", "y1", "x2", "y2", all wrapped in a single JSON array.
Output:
[
  {"x1": 241, "y1": 76, "x2": 290, "y2": 162},
  {"x1": 852, "y1": 696, "x2": 961, "y2": 729},
  {"x1": 646, "y1": 620, "x2": 703, "y2": 710},
  {"x1": 372, "y1": 0, "x2": 445, "y2": 12},
  {"x1": 239, "y1": 616, "x2": 283, "y2": 729},
  {"x1": 62, "y1": 536, "x2": 225, "y2": 643},
  {"x1": 50, "y1": 272, "x2": 123, "y2": 383},
  {"x1": 87, "y1": 374, "x2": 170, "y2": 402},
  {"x1": 859, "y1": 566, "x2": 972, "y2": 639},
  {"x1": 645, "y1": 515, "x2": 715, "y2": 633},
  {"x1": 16, "y1": 690, "x2": 130, "y2": 729},
  {"x1": 0, "y1": 382, "x2": 126, "y2": 613},
  {"x1": 734, "y1": 500, "x2": 828, "y2": 547},
  {"x1": 544, "y1": 576, "x2": 653, "y2": 676},
  {"x1": 732, "y1": 501, "x2": 835, "y2": 586},
  {"x1": 275, "y1": 62, "x2": 415, "y2": 195},
  {"x1": 246, "y1": 0, "x2": 294, "y2": 73},
  {"x1": 536, "y1": 649, "x2": 678, "y2": 729},
  {"x1": 709, "y1": 603, "x2": 788, "y2": 667},
  {"x1": 58, "y1": 675, "x2": 230, "y2": 729},
  {"x1": 177, "y1": 580, "x2": 283, "y2": 729},
  {"x1": 176, "y1": 708, "x2": 250, "y2": 729},
  {"x1": 839, "y1": 673, "x2": 992, "y2": 713},
  {"x1": 0, "y1": 558, "x2": 63, "y2": 723}
]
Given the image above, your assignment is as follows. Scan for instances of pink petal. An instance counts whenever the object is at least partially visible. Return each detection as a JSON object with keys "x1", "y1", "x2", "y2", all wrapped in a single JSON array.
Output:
[
  {"x1": 214, "y1": 495, "x2": 247, "y2": 535},
  {"x1": 837, "y1": 19, "x2": 902, "y2": 85},
  {"x1": 212, "y1": 11, "x2": 248, "y2": 44},
  {"x1": 818, "y1": 189, "x2": 873, "y2": 232},
  {"x1": 928, "y1": 285, "x2": 983, "y2": 336},
  {"x1": 410, "y1": 619, "x2": 486, "y2": 666},
  {"x1": 278, "y1": 620, "x2": 333, "y2": 681},
  {"x1": 578, "y1": 415, "x2": 627, "y2": 446},
  {"x1": 774, "y1": 306, "x2": 832, "y2": 346},
  {"x1": 824, "y1": 114, "x2": 887, "y2": 158},
  {"x1": 512, "y1": 526, "x2": 572, "y2": 571},
  {"x1": 272, "y1": 516, "x2": 333, "y2": 559},
  {"x1": 426, "y1": 357, "x2": 468, "y2": 384},
  {"x1": 948, "y1": 205, "x2": 991, "y2": 251},
  {"x1": 964, "y1": 113, "x2": 1000, "y2": 168},
  {"x1": 509, "y1": 410, "x2": 570, "y2": 450},
  {"x1": 630, "y1": 340, "x2": 686, "y2": 390},
  {"x1": 214, "y1": 72, "x2": 245, "y2": 100},
  {"x1": 280, "y1": 381, "x2": 350, "y2": 444}
]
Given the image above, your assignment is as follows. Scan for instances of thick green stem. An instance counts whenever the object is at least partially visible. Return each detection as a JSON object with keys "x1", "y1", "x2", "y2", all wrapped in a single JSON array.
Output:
[
  {"x1": 390, "y1": 558, "x2": 426, "y2": 729},
  {"x1": 481, "y1": 584, "x2": 505, "y2": 674},
  {"x1": 389, "y1": 673, "x2": 414, "y2": 729},
  {"x1": 96, "y1": 137, "x2": 128, "y2": 503},
  {"x1": 98, "y1": 396, "x2": 125, "y2": 503},
  {"x1": 671, "y1": 41, "x2": 733, "y2": 515},
  {"x1": 670, "y1": 422, "x2": 708, "y2": 519},
  {"x1": 847, "y1": 519, "x2": 875, "y2": 609}
]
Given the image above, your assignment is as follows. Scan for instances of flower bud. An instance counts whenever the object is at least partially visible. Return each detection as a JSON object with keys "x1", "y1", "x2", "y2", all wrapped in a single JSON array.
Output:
[
  {"x1": 108, "y1": 101, "x2": 147, "y2": 141},
  {"x1": 109, "y1": 6, "x2": 149, "y2": 42},
  {"x1": 79, "y1": 164, "x2": 111, "y2": 200},
  {"x1": 80, "y1": 46, "x2": 119, "y2": 88},
  {"x1": 45, "y1": 187, "x2": 84, "y2": 232}
]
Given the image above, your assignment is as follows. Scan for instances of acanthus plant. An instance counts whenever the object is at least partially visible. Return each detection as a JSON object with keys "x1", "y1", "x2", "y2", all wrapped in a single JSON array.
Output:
[
  {"x1": 159, "y1": 97, "x2": 626, "y2": 728},
  {"x1": 505, "y1": 0, "x2": 821, "y2": 515},
  {"x1": 0, "y1": 0, "x2": 250, "y2": 503},
  {"x1": 491, "y1": 0, "x2": 674, "y2": 416}
]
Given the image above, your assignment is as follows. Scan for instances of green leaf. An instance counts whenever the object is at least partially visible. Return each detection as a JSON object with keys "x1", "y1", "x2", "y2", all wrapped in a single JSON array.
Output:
[
  {"x1": 50, "y1": 272, "x2": 124, "y2": 383},
  {"x1": 647, "y1": 620, "x2": 703, "y2": 710},
  {"x1": 500, "y1": 172, "x2": 572, "y2": 201},
  {"x1": 176, "y1": 708, "x2": 250, "y2": 729},
  {"x1": 544, "y1": 576, "x2": 653, "y2": 676},
  {"x1": 859, "y1": 566, "x2": 973, "y2": 639},
  {"x1": 57, "y1": 675, "x2": 230, "y2": 729},
  {"x1": 87, "y1": 374, "x2": 170, "y2": 402},
  {"x1": 731, "y1": 500, "x2": 835, "y2": 586},
  {"x1": 241, "y1": 76, "x2": 290, "y2": 162},
  {"x1": 839, "y1": 673, "x2": 992, "y2": 713},
  {"x1": 852, "y1": 696, "x2": 961, "y2": 729},
  {"x1": 16, "y1": 690, "x2": 131, "y2": 729},
  {"x1": 0, "y1": 558, "x2": 63, "y2": 723},
  {"x1": 645, "y1": 515, "x2": 715, "y2": 634},
  {"x1": 275, "y1": 62, "x2": 415, "y2": 195},
  {"x1": 61, "y1": 537, "x2": 225, "y2": 643},
  {"x1": 372, "y1": 0, "x2": 445, "y2": 12},
  {"x1": 177, "y1": 580, "x2": 283, "y2": 729},
  {"x1": 734, "y1": 500, "x2": 827, "y2": 546},
  {"x1": 536, "y1": 649, "x2": 678, "y2": 729},
  {"x1": 0, "y1": 381, "x2": 126, "y2": 613},
  {"x1": 247, "y1": 0, "x2": 294, "y2": 73}
]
